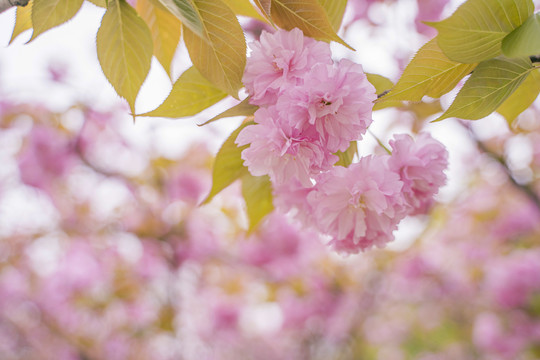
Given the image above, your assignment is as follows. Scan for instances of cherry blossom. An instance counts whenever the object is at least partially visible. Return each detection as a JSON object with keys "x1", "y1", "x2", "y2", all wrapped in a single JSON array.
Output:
[
  {"x1": 236, "y1": 106, "x2": 337, "y2": 187},
  {"x1": 307, "y1": 156, "x2": 407, "y2": 253},
  {"x1": 242, "y1": 28, "x2": 332, "y2": 106},
  {"x1": 277, "y1": 59, "x2": 376, "y2": 152},
  {"x1": 388, "y1": 132, "x2": 448, "y2": 215}
]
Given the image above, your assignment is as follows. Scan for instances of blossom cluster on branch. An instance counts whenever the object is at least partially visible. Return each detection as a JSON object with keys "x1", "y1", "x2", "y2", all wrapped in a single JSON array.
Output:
[
  {"x1": 238, "y1": 28, "x2": 448, "y2": 253},
  {"x1": 2, "y1": 0, "x2": 540, "y2": 358}
]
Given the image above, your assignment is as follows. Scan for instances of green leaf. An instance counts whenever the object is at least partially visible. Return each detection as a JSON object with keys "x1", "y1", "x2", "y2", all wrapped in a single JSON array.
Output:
[
  {"x1": 378, "y1": 38, "x2": 477, "y2": 103},
  {"x1": 242, "y1": 174, "x2": 274, "y2": 231},
  {"x1": 270, "y1": 0, "x2": 353, "y2": 50},
  {"x1": 183, "y1": 0, "x2": 247, "y2": 98},
  {"x1": 96, "y1": 0, "x2": 153, "y2": 114},
  {"x1": 428, "y1": 0, "x2": 534, "y2": 63},
  {"x1": 317, "y1": 0, "x2": 347, "y2": 31},
  {"x1": 203, "y1": 121, "x2": 253, "y2": 204},
  {"x1": 30, "y1": 0, "x2": 84, "y2": 41},
  {"x1": 221, "y1": 0, "x2": 267, "y2": 22},
  {"x1": 136, "y1": 0, "x2": 182, "y2": 77},
  {"x1": 199, "y1": 98, "x2": 258, "y2": 126},
  {"x1": 435, "y1": 57, "x2": 534, "y2": 121},
  {"x1": 9, "y1": 0, "x2": 33, "y2": 44},
  {"x1": 502, "y1": 13, "x2": 540, "y2": 58},
  {"x1": 156, "y1": 0, "x2": 205, "y2": 38},
  {"x1": 140, "y1": 66, "x2": 227, "y2": 118},
  {"x1": 497, "y1": 68, "x2": 540, "y2": 126},
  {"x1": 334, "y1": 141, "x2": 357, "y2": 167}
]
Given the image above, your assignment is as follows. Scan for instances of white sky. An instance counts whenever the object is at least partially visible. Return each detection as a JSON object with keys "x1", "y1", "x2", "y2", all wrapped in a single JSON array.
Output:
[{"x1": 0, "y1": 2, "x2": 242, "y2": 158}]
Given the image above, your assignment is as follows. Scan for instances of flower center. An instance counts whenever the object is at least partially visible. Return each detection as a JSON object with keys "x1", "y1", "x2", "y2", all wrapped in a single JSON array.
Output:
[{"x1": 349, "y1": 193, "x2": 366, "y2": 209}]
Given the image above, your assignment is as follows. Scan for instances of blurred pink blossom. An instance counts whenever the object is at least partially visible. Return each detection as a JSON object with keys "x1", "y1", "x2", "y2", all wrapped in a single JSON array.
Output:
[
  {"x1": 241, "y1": 213, "x2": 324, "y2": 280},
  {"x1": 166, "y1": 166, "x2": 210, "y2": 204},
  {"x1": 415, "y1": 0, "x2": 450, "y2": 36},
  {"x1": 473, "y1": 312, "x2": 528, "y2": 358},
  {"x1": 18, "y1": 125, "x2": 76, "y2": 192},
  {"x1": 485, "y1": 249, "x2": 540, "y2": 309},
  {"x1": 346, "y1": 0, "x2": 381, "y2": 23}
]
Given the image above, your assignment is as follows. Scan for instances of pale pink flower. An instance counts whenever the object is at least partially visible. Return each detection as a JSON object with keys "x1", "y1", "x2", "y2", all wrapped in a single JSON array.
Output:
[
  {"x1": 473, "y1": 312, "x2": 527, "y2": 358},
  {"x1": 241, "y1": 213, "x2": 324, "y2": 280},
  {"x1": 485, "y1": 250, "x2": 540, "y2": 309},
  {"x1": 415, "y1": 0, "x2": 450, "y2": 36},
  {"x1": 308, "y1": 156, "x2": 406, "y2": 253},
  {"x1": 243, "y1": 28, "x2": 332, "y2": 106},
  {"x1": 346, "y1": 0, "x2": 381, "y2": 23},
  {"x1": 18, "y1": 125, "x2": 76, "y2": 192},
  {"x1": 47, "y1": 61, "x2": 69, "y2": 83},
  {"x1": 279, "y1": 276, "x2": 339, "y2": 331},
  {"x1": 388, "y1": 133, "x2": 448, "y2": 215},
  {"x1": 174, "y1": 210, "x2": 221, "y2": 263},
  {"x1": 277, "y1": 59, "x2": 376, "y2": 152},
  {"x1": 166, "y1": 167, "x2": 210, "y2": 204},
  {"x1": 211, "y1": 302, "x2": 240, "y2": 333},
  {"x1": 236, "y1": 106, "x2": 337, "y2": 187},
  {"x1": 273, "y1": 179, "x2": 315, "y2": 225}
]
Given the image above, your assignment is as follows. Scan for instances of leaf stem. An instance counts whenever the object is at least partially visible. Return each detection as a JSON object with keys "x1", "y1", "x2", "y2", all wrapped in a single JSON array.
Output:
[{"x1": 368, "y1": 130, "x2": 391, "y2": 155}]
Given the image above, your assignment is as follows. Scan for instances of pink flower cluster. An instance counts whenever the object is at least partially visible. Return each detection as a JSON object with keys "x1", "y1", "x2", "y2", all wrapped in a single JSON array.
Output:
[{"x1": 238, "y1": 28, "x2": 448, "y2": 254}]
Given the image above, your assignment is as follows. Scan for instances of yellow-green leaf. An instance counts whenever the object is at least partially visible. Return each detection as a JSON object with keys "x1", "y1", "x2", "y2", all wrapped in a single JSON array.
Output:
[
  {"x1": 270, "y1": 0, "x2": 352, "y2": 50},
  {"x1": 9, "y1": 0, "x2": 33, "y2": 44},
  {"x1": 242, "y1": 173, "x2": 274, "y2": 231},
  {"x1": 203, "y1": 121, "x2": 253, "y2": 204},
  {"x1": 199, "y1": 98, "x2": 258, "y2": 126},
  {"x1": 253, "y1": 0, "x2": 272, "y2": 20},
  {"x1": 221, "y1": 0, "x2": 266, "y2": 22},
  {"x1": 317, "y1": 0, "x2": 347, "y2": 31},
  {"x1": 183, "y1": 0, "x2": 246, "y2": 98},
  {"x1": 502, "y1": 13, "x2": 540, "y2": 58},
  {"x1": 436, "y1": 57, "x2": 534, "y2": 121},
  {"x1": 334, "y1": 141, "x2": 357, "y2": 167},
  {"x1": 96, "y1": 0, "x2": 153, "y2": 114},
  {"x1": 378, "y1": 38, "x2": 477, "y2": 102},
  {"x1": 497, "y1": 68, "x2": 540, "y2": 126},
  {"x1": 136, "y1": 0, "x2": 182, "y2": 77},
  {"x1": 405, "y1": 100, "x2": 443, "y2": 121},
  {"x1": 86, "y1": 0, "x2": 106, "y2": 7},
  {"x1": 141, "y1": 66, "x2": 227, "y2": 118},
  {"x1": 30, "y1": 0, "x2": 84, "y2": 41},
  {"x1": 366, "y1": 73, "x2": 393, "y2": 95},
  {"x1": 366, "y1": 73, "x2": 402, "y2": 110},
  {"x1": 428, "y1": 0, "x2": 534, "y2": 63},
  {"x1": 156, "y1": 0, "x2": 205, "y2": 39}
]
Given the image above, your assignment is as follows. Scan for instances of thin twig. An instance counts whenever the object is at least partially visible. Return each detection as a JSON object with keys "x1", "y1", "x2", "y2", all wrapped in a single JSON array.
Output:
[{"x1": 463, "y1": 121, "x2": 540, "y2": 211}]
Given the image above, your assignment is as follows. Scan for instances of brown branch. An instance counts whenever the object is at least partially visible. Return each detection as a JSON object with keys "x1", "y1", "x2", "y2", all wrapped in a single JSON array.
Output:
[
  {"x1": 463, "y1": 122, "x2": 540, "y2": 211},
  {"x1": 0, "y1": 0, "x2": 30, "y2": 14}
]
